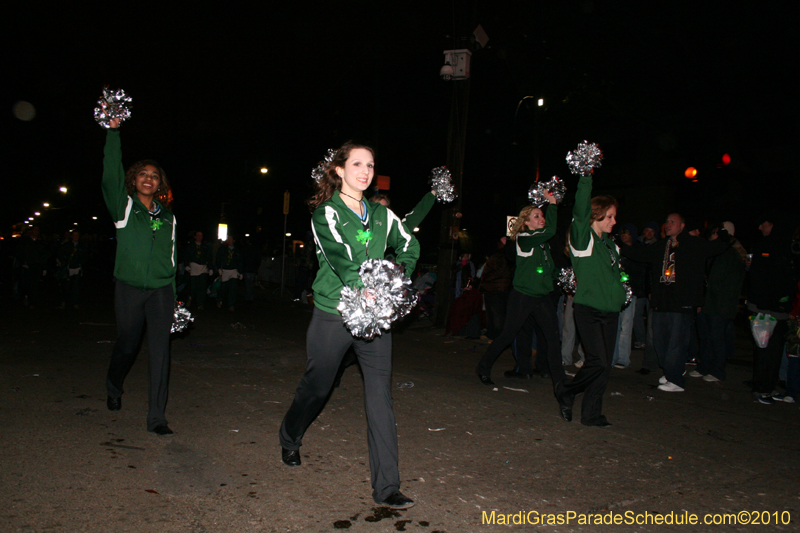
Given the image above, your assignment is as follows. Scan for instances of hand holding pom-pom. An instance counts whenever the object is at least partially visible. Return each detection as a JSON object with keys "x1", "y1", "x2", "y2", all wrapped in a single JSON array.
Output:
[
  {"x1": 528, "y1": 176, "x2": 566, "y2": 207},
  {"x1": 338, "y1": 259, "x2": 419, "y2": 339},
  {"x1": 429, "y1": 166, "x2": 457, "y2": 204},
  {"x1": 566, "y1": 141, "x2": 603, "y2": 176},
  {"x1": 94, "y1": 86, "x2": 132, "y2": 129}
]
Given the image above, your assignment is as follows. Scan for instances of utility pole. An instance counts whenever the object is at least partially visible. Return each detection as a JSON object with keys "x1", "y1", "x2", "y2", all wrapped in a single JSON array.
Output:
[{"x1": 433, "y1": 49, "x2": 472, "y2": 327}]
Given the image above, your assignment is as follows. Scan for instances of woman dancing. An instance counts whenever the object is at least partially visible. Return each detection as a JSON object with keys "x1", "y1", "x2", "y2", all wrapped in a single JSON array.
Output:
[
  {"x1": 103, "y1": 117, "x2": 177, "y2": 436},
  {"x1": 557, "y1": 171, "x2": 626, "y2": 426},
  {"x1": 279, "y1": 142, "x2": 420, "y2": 509},
  {"x1": 475, "y1": 196, "x2": 567, "y2": 402}
]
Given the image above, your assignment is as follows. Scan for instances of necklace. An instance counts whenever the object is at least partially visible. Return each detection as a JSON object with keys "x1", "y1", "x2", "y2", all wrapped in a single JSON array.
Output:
[{"x1": 339, "y1": 190, "x2": 364, "y2": 216}]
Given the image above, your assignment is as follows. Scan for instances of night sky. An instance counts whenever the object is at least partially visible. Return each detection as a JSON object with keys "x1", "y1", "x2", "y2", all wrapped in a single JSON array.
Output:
[{"x1": 6, "y1": 1, "x2": 798, "y2": 260}]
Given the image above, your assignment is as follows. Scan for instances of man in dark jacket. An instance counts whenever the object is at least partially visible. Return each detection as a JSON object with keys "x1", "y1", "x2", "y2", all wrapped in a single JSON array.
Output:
[
  {"x1": 692, "y1": 223, "x2": 746, "y2": 382},
  {"x1": 622, "y1": 213, "x2": 728, "y2": 391},
  {"x1": 747, "y1": 215, "x2": 796, "y2": 404}
]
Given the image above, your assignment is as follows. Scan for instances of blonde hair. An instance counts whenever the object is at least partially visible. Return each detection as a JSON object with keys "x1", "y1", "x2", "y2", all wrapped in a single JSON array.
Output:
[{"x1": 510, "y1": 205, "x2": 542, "y2": 239}]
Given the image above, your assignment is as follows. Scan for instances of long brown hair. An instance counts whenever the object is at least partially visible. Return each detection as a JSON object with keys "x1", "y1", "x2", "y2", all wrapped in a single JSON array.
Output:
[
  {"x1": 590, "y1": 195, "x2": 617, "y2": 222},
  {"x1": 125, "y1": 159, "x2": 172, "y2": 208},
  {"x1": 307, "y1": 142, "x2": 376, "y2": 210}
]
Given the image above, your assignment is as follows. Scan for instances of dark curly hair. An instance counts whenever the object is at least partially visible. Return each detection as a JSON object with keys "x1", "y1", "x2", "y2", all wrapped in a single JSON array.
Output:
[
  {"x1": 307, "y1": 142, "x2": 375, "y2": 210},
  {"x1": 124, "y1": 159, "x2": 172, "y2": 208}
]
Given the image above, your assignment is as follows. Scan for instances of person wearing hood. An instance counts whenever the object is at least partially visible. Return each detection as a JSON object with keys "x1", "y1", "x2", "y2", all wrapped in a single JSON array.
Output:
[{"x1": 747, "y1": 214, "x2": 795, "y2": 404}]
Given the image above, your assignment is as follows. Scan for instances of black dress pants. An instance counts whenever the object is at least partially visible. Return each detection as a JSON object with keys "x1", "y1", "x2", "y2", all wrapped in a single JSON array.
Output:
[
  {"x1": 106, "y1": 280, "x2": 173, "y2": 431},
  {"x1": 279, "y1": 307, "x2": 399, "y2": 502},
  {"x1": 566, "y1": 303, "x2": 618, "y2": 423}
]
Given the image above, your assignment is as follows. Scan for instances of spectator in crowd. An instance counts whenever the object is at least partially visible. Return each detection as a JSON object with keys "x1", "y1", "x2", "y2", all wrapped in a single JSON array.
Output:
[
  {"x1": 747, "y1": 214, "x2": 796, "y2": 404},
  {"x1": 479, "y1": 237, "x2": 512, "y2": 340},
  {"x1": 185, "y1": 231, "x2": 213, "y2": 309},
  {"x1": 16, "y1": 226, "x2": 49, "y2": 309},
  {"x1": 56, "y1": 229, "x2": 88, "y2": 309},
  {"x1": 690, "y1": 222, "x2": 746, "y2": 383},
  {"x1": 622, "y1": 213, "x2": 729, "y2": 392},
  {"x1": 611, "y1": 223, "x2": 645, "y2": 369},
  {"x1": 216, "y1": 235, "x2": 243, "y2": 311}
]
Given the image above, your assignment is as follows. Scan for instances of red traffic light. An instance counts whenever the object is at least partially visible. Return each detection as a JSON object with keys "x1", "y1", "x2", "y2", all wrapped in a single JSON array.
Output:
[{"x1": 721, "y1": 153, "x2": 731, "y2": 165}]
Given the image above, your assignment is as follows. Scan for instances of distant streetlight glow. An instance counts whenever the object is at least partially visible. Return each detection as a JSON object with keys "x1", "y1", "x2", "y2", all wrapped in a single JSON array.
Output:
[
  {"x1": 413, "y1": 227, "x2": 420, "y2": 233},
  {"x1": 92, "y1": 216, "x2": 98, "y2": 220},
  {"x1": 685, "y1": 167, "x2": 697, "y2": 179},
  {"x1": 245, "y1": 233, "x2": 250, "y2": 237},
  {"x1": 59, "y1": 187, "x2": 68, "y2": 193},
  {"x1": 537, "y1": 98, "x2": 544, "y2": 106},
  {"x1": 28, "y1": 217, "x2": 34, "y2": 221},
  {"x1": 285, "y1": 232, "x2": 292, "y2": 237},
  {"x1": 260, "y1": 167, "x2": 268, "y2": 174},
  {"x1": 43, "y1": 202, "x2": 50, "y2": 207},
  {"x1": 34, "y1": 212, "x2": 40, "y2": 216}
]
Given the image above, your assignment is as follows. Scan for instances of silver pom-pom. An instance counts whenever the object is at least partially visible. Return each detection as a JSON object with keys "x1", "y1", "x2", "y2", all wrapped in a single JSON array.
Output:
[
  {"x1": 557, "y1": 268, "x2": 577, "y2": 295},
  {"x1": 429, "y1": 166, "x2": 456, "y2": 204},
  {"x1": 171, "y1": 301, "x2": 194, "y2": 334},
  {"x1": 94, "y1": 86, "x2": 132, "y2": 129},
  {"x1": 528, "y1": 176, "x2": 567, "y2": 207},
  {"x1": 566, "y1": 141, "x2": 603, "y2": 176},
  {"x1": 338, "y1": 259, "x2": 420, "y2": 339},
  {"x1": 311, "y1": 148, "x2": 336, "y2": 183},
  {"x1": 622, "y1": 281, "x2": 633, "y2": 309}
]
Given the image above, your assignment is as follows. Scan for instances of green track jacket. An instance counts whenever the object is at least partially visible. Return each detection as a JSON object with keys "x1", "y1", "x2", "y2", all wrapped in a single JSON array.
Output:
[
  {"x1": 311, "y1": 191, "x2": 420, "y2": 315},
  {"x1": 568, "y1": 175, "x2": 626, "y2": 313},
  {"x1": 513, "y1": 204, "x2": 558, "y2": 297},
  {"x1": 102, "y1": 130, "x2": 177, "y2": 294}
]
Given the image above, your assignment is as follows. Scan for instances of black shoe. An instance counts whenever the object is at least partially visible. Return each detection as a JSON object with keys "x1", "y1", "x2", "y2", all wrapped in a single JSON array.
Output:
[
  {"x1": 636, "y1": 368, "x2": 651, "y2": 375},
  {"x1": 554, "y1": 381, "x2": 574, "y2": 422},
  {"x1": 375, "y1": 490, "x2": 415, "y2": 509},
  {"x1": 686, "y1": 357, "x2": 697, "y2": 366},
  {"x1": 503, "y1": 369, "x2": 532, "y2": 379},
  {"x1": 581, "y1": 416, "x2": 611, "y2": 427},
  {"x1": 151, "y1": 425, "x2": 174, "y2": 435},
  {"x1": 107, "y1": 396, "x2": 121, "y2": 411},
  {"x1": 281, "y1": 447, "x2": 301, "y2": 466},
  {"x1": 531, "y1": 369, "x2": 549, "y2": 379},
  {"x1": 476, "y1": 370, "x2": 494, "y2": 386}
]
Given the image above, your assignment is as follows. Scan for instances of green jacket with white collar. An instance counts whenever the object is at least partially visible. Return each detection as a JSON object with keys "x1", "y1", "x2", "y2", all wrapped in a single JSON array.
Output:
[
  {"x1": 102, "y1": 130, "x2": 177, "y2": 295},
  {"x1": 311, "y1": 191, "x2": 420, "y2": 315}
]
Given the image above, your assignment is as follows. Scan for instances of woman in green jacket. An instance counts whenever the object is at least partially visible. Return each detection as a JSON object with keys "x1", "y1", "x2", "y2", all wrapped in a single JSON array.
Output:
[
  {"x1": 279, "y1": 142, "x2": 419, "y2": 510},
  {"x1": 475, "y1": 198, "x2": 566, "y2": 397},
  {"x1": 103, "y1": 117, "x2": 177, "y2": 436},
  {"x1": 557, "y1": 174, "x2": 627, "y2": 426}
]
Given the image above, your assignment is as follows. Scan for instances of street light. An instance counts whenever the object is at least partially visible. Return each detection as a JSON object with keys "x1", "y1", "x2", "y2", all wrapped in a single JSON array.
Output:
[
  {"x1": 260, "y1": 167, "x2": 269, "y2": 174},
  {"x1": 43, "y1": 202, "x2": 50, "y2": 207},
  {"x1": 59, "y1": 187, "x2": 67, "y2": 193},
  {"x1": 34, "y1": 212, "x2": 40, "y2": 216}
]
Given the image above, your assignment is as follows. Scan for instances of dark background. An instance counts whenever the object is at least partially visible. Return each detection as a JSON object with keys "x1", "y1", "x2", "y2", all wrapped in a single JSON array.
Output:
[{"x1": 5, "y1": 1, "x2": 798, "y2": 262}]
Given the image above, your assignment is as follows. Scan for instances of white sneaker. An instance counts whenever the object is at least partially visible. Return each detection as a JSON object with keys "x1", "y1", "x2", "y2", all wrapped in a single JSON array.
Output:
[
  {"x1": 658, "y1": 382, "x2": 685, "y2": 392},
  {"x1": 688, "y1": 370, "x2": 704, "y2": 378},
  {"x1": 702, "y1": 374, "x2": 720, "y2": 382},
  {"x1": 659, "y1": 375, "x2": 668, "y2": 384},
  {"x1": 574, "y1": 360, "x2": 584, "y2": 368}
]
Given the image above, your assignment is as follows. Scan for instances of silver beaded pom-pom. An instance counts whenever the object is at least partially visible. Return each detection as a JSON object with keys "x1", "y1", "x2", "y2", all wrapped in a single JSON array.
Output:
[
  {"x1": 429, "y1": 166, "x2": 457, "y2": 204},
  {"x1": 338, "y1": 259, "x2": 419, "y2": 339},
  {"x1": 557, "y1": 268, "x2": 577, "y2": 295},
  {"x1": 171, "y1": 301, "x2": 194, "y2": 333},
  {"x1": 311, "y1": 148, "x2": 336, "y2": 183},
  {"x1": 566, "y1": 141, "x2": 603, "y2": 176},
  {"x1": 94, "y1": 87, "x2": 132, "y2": 129},
  {"x1": 528, "y1": 176, "x2": 567, "y2": 207}
]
